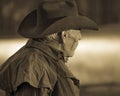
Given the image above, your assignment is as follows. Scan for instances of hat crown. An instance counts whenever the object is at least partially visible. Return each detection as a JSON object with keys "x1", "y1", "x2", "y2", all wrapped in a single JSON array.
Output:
[
  {"x1": 39, "y1": 0, "x2": 79, "y2": 19},
  {"x1": 18, "y1": 0, "x2": 98, "y2": 38}
]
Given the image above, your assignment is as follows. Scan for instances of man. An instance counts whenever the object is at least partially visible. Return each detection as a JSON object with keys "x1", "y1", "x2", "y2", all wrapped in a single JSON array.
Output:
[{"x1": 0, "y1": 0, "x2": 98, "y2": 96}]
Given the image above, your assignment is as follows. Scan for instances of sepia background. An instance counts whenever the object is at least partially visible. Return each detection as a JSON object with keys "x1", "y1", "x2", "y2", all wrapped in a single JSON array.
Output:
[{"x1": 0, "y1": 0, "x2": 120, "y2": 96}]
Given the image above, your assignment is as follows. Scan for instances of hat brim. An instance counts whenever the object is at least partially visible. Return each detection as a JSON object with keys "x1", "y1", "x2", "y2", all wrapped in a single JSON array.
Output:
[{"x1": 18, "y1": 10, "x2": 98, "y2": 38}]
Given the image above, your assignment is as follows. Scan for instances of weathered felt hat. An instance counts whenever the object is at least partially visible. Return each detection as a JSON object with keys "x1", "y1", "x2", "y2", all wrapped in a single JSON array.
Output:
[{"x1": 18, "y1": 0, "x2": 98, "y2": 38}]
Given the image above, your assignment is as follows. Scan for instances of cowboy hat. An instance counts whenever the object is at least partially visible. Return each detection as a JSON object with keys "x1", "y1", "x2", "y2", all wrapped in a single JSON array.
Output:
[{"x1": 18, "y1": 0, "x2": 98, "y2": 38}]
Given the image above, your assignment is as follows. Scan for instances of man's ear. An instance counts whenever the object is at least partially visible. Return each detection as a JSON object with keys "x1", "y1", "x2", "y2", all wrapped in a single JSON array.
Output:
[{"x1": 61, "y1": 31, "x2": 67, "y2": 43}]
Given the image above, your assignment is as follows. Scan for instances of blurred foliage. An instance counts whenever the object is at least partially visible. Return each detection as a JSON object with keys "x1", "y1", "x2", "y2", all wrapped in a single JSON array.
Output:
[
  {"x1": 0, "y1": 0, "x2": 120, "y2": 37},
  {"x1": 0, "y1": 0, "x2": 39, "y2": 37}
]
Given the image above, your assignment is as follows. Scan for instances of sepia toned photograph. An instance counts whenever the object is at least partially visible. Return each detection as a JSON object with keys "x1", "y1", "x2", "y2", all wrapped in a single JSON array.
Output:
[{"x1": 0, "y1": 0, "x2": 120, "y2": 96}]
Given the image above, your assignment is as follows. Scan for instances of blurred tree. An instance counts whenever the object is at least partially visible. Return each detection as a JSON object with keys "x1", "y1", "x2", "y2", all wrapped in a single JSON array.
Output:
[
  {"x1": 0, "y1": 0, "x2": 39, "y2": 37},
  {"x1": 76, "y1": 0, "x2": 120, "y2": 24}
]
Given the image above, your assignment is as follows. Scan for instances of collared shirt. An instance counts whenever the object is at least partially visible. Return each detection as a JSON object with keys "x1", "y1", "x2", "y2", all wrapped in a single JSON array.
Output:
[{"x1": 0, "y1": 39, "x2": 80, "y2": 96}]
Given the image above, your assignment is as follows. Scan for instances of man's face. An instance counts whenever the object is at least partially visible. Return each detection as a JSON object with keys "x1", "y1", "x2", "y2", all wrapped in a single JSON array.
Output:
[{"x1": 62, "y1": 29, "x2": 82, "y2": 57}]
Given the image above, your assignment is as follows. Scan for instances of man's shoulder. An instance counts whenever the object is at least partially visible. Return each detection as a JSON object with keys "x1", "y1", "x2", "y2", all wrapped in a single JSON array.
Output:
[{"x1": 0, "y1": 46, "x2": 47, "y2": 70}]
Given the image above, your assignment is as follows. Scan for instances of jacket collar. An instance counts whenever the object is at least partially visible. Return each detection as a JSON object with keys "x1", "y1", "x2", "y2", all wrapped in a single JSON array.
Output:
[{"x1": 25, "y1": 39, "x2": 65, "y2": 61}]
